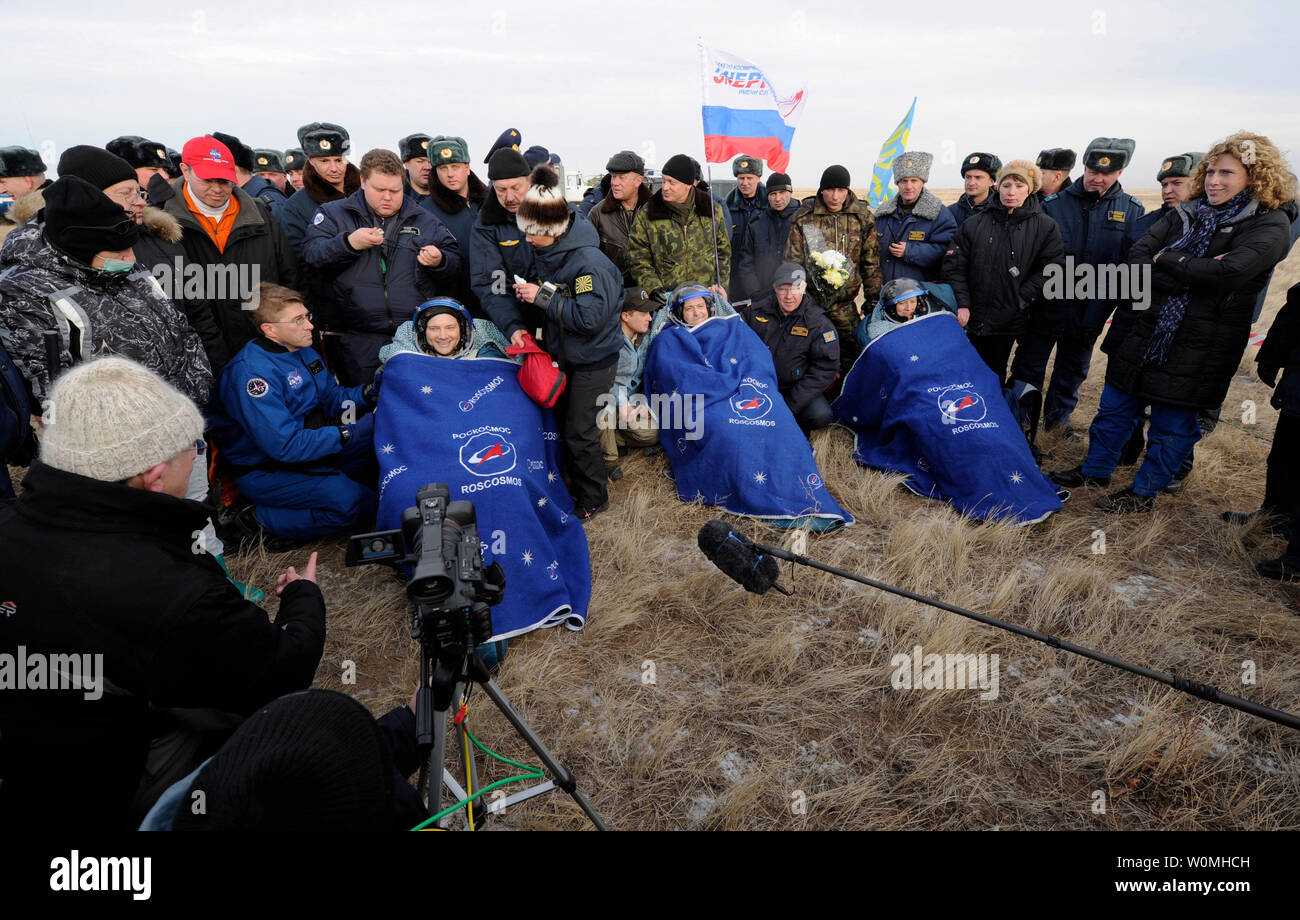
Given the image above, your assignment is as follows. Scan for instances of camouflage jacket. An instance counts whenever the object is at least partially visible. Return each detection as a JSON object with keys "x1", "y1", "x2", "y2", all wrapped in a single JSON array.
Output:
[
  {"x1": 625, "y1": 187, "x2": 730, "y2": 296},
  {"x1": 783, "y1": 191, "x2": 882, "y2": 306},
  {"x1": 0, "y1": 223, "x2": 212, "y2": 405}
]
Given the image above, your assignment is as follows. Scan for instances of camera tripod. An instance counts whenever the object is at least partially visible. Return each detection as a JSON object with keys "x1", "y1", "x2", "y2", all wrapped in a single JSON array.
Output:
[{"x1": 413, "y1": 613, "x2": 609, "y2": 831}]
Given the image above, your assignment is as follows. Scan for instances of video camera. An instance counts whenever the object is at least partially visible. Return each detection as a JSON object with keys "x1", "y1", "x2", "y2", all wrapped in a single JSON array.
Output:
[{"x1": 346, "y1": 483, "x2": 504, "y2": 653}]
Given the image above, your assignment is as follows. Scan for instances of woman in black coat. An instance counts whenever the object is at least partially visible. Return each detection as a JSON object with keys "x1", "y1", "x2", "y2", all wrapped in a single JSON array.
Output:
[
  {"x1": 1052, "y1": 132, "x2": 1296, "y2": 512},
  {"x1": 941, "y1": 159, "x2": 1064, "y2": 384}
]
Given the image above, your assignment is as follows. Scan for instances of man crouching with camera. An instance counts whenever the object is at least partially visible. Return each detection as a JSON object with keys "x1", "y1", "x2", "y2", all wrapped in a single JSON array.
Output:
[{"x1": 0, "y1": 356, "x2": 325, "y2": 829}]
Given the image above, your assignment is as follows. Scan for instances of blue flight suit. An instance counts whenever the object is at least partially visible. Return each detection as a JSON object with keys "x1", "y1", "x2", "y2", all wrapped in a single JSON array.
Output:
[
  {"x1": 1011, "y1": 177, "x2": 1145, "y2": 428},
  {"x1": 208, "y1": 337, "x2": 377, "y2": 539}
]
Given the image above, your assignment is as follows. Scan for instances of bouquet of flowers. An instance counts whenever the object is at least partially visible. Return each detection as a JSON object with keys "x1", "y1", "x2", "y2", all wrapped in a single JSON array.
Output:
[{"x1": 808, "y1": 249, "x2": 851, "y2": 304}]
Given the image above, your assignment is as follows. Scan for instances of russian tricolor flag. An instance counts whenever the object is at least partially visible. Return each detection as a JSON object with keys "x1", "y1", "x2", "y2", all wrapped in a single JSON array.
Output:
[{"x1": 700, "y1": 45, "x2": 806, "y2": 173}]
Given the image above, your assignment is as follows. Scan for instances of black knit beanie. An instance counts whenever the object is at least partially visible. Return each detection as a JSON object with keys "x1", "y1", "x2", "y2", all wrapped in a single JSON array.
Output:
[
  {"x1": 661, "y1": 154, "x2": 696, "y2": 186},
  {"x1": 172, "y1": 690, "x2": 397, "y2": 831},
  {"x1": 487, "y1": 147, "x2": 530, "y2": 181},
  {"x1": 43, "y1": 175, "x2": 139, "y2": 265},
  {"x1": 819, "y1": 164, "x2": 851, "y2": 191},
  {"x1": 56, "y1": 145, "x2": 137, "y2": 191}
]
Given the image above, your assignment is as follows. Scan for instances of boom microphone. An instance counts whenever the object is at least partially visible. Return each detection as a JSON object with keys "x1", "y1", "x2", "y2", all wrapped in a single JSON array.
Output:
[{"x1": 697, "y1": 520, "x2": 789, "y2": 595}]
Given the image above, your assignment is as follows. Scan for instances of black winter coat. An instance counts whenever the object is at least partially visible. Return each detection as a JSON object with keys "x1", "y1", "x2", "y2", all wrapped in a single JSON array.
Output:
[
  {"x1": 940, "y1": 195, "x2": 1064, "y2": 337},
  {"x1": 1258, "y1": 281, "x2": 1300, "y2": 418},
  {"x1": 737, "y1": 292, "x2": 839, "y2": 413},
  {"x1": 161, "y1": 181, "x2": 300, "y2": 372},
  {"x1": 1106, "y1": 197, "x2": 1293, "y2": 409},
  {"x1": 0, "y1": 462, "x2": 326, "y2": 828},
  {"x1": 530, "y1": 215, "x2": 623, "y2": 369}
]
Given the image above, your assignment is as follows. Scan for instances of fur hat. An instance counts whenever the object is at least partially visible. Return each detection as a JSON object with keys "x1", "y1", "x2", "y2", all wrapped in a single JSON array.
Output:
[
  {"x1": 430, "y1": 136, "x2": 469, "y2": 166},
  {"x1": 606, "y1": 150, "x2": 644, "y2": 174},
  {"x1": 483, "y1": 128, "x2": 521, "y2": 164},
  {"x1": 487, "y1": 147, "x2": 529, "y2": 181},
  {"x1": 283, "y1": 148, "x2": 306, "y2": 171},
  {"x1": 44, "y1": 175, "x2": 139, "y2": 264},
  {"x1": 892, "y1": 151, "x2": 933, "y2": 183},
  {"x1": 40, "y1": 355, "x2": 203, "y2": 483},
  {"x1": 819, "y1": 164, "x2": 851, "y2": 192},
  {"x1": 1035, "y1": 148, "x2": 1076, "y2": 172},
  {"x1": 0, "y1": 145, "x2": 46, "y2": 178},
  {"x1": 732, "y1": 156, "x2": 763, "y2": 178},
  {"x1": 297, "y1": 122, "x2": 351, "y2": 158},
  {"x1": 996, "y1": 159, "x2": 1042, "y2": 194},
  {"x1": 57, "y1": 145, "x2": 136, "y2": 191},
  {"x1": 661, "y1": 154, "x2": 696, "y2": 186},
  {"x1": 398, "y1": 133, "x2": 431, "y2": 162},
  {"x1": 1157, "y1": 152, "x2": 1203, "y2": 182},
  {"x1": 766, "y1": 172, "x2": 793, "y2": 193},
  {"x1": 516, "y1": 165, "x2": 570, "y2": 237},
  {"x1": 209, "y1": 132, "x2": 254, "y2": 172},
  {"x1": 961, "y1": 152, "x2": 1002, "y2": 178},
  {"x1": 106, "y1": 136, "x2": 170, "y2": 171},
  {"x1": 253, "y1": 149, "x2": 285, "y2": 173},
  {"x1": 1082, "y1": 137, "x2": 1135, "y2": 173}
]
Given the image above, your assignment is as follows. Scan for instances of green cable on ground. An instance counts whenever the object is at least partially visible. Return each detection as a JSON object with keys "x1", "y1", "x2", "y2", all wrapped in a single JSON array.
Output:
[{"x1": 409, "y1": 726, "x2": 546, "y2": 831}]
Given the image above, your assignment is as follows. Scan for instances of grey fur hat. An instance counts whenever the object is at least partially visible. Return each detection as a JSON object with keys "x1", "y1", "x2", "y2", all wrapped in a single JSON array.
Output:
[{"x1": 892, "y1": 151, "x2": 933, "y2": 183}]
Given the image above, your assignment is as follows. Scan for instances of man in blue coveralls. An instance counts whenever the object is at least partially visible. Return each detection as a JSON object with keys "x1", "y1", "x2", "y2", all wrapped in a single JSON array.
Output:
[{"x1": 209, "y1": 282, "x2": 379, "y2": 547}]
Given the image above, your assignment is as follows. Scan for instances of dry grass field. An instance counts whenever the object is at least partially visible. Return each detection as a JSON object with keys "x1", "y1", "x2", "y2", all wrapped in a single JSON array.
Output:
[{"x1": 213, "y1": 239, "x2": 1300, "y2": 831}]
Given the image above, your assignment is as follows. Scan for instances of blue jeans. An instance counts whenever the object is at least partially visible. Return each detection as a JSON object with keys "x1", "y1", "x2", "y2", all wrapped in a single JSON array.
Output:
[{"x1": 1081, "y1": 383, "x2": 1201, "y2": 497}]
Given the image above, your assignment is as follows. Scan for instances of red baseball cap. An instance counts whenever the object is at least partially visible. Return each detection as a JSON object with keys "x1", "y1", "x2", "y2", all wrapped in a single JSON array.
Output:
[{"x1": 181, "y1": 136, "x2": 237, "y2": 181}]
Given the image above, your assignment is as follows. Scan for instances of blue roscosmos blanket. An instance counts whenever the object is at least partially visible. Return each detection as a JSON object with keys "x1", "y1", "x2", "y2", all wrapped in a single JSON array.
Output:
[
  {"x1": 374, "y1": 351, "x2": 592, "y2": 640},
  {"x1": 831, "y1": 312, "x2": 1061, "y2": 525},
  {"x1": 643, "y1": 314, "x2": 852, "y2": 530}
]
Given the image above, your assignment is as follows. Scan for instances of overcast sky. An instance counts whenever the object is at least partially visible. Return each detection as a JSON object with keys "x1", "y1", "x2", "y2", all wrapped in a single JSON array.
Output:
[{"x1": 8, "y1": 0, "x2": 1299, "y2": 189}]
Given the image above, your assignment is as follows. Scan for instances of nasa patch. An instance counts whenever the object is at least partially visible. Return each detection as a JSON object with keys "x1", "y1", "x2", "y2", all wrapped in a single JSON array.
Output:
[
  {"x1": 246, "y1": 377, "x2": 269, "y2": 398},
  {"x1": 286, "y1": 369, "x2": 304, "y2": 388},
  {"x1": 312, "y1": 211, "x2": 325, "y2": 225}
]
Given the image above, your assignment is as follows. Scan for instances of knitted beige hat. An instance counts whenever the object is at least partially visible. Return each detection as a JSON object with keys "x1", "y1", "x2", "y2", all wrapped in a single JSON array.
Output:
[
  {"x1": 40, "y1": 356, "x2": 204, "y2": 482},
  {"x1": 997, "y1": 159, "x2": 1042, "y2": 194}
]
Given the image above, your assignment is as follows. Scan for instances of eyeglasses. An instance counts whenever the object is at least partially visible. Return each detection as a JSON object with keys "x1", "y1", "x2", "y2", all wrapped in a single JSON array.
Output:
[{"x1": 269, "y1": 313, "x2": 313, "y2": 327}]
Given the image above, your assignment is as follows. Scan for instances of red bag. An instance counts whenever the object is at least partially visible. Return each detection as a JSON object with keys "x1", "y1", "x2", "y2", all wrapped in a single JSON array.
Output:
[{"x1": 507, "y1": 333, "x2": 567, "y2": 408}]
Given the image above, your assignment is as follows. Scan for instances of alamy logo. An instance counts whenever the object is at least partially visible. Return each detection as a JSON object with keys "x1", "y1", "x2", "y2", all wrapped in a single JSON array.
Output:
[
  {"x1": 890, "y1": 644, "x2": 999, "y2": 700},
  {"x1": 150, "y1": 258, "x2": 260, "y2": 306},
  {"x1": 0, "y1": 646, "x2": 104, "y2": 700},
  {"x1": 1042, "y1": 256, "x2": 1152, "y2": 311},
  {"x1": 50, "y1": 850, "x2": 151, "y2": 900}
]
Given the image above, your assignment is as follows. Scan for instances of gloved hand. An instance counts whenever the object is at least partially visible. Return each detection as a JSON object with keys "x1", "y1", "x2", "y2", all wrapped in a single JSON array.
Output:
[
  {"x1": 362, "y1": 365, "x2": 384, "y2": 405},
  {"x1": 1258, "y1": 362, "x2": 1280, "y2": 388}
]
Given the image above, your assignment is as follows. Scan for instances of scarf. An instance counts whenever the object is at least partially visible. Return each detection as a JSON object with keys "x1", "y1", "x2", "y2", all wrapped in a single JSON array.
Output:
[{"x1": 1142, "y1": 189, "x2": 1254, "y2": 366}]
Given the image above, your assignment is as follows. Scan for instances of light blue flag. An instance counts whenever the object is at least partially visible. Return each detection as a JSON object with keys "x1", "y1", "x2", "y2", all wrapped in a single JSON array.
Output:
[{"x1": 867, "y1": 98, "x2": 916, "y2": 209}]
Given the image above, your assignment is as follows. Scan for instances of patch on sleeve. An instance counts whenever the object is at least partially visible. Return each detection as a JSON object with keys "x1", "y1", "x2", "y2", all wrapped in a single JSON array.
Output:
[
  {"x1": 823, "y1": 330, "x2": 837, "y2": 343},
  {"x1": 908, "y1": 230, "x2": 926, "y2": 241},
  {"x1": 312, "y1": 211, "x2": 325, "y2": 225},
  {"x1": 574, "y1": 274, "x2": 594, "y2": 294},
  {"x1": 246, "y1": 377, "x2": 269, "y2": 398}
]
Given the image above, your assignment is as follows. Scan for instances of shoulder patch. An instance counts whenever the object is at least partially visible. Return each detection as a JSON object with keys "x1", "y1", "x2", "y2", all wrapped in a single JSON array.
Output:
[
  {"x1": 246, "y1": 377, "x2": 269, "y2": 398},
  {"x1": 312, "y1": 211, "x2": 325, "y2": 225},
  {"x1": 574, "y1": 274, "x2": 594, "y2": 294},
  {"x1": 1043, "y1": 193, "x2": 1059, "y2": 203},
  {"x1": 1130, "y1": 195, "x2": 1144, "y2": 208},
  {"x1": 823, "y1": 330, "x2": 837, "y2": 343}
]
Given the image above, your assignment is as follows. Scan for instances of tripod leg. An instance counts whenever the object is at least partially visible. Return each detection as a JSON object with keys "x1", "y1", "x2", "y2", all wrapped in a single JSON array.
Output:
[{"x1": 479, "y1": 678, "x2": 610, "y2": 831}]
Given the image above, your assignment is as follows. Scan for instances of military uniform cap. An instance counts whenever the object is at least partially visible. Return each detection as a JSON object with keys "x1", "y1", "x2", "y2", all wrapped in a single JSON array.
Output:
[
  {"x1": 398, "y1": 133, "x2": 431, "y2": 162},
  {"x1": 1156, "y1": 151, "x2": 1203, "y2": 182},
  {"x1": 253, "y1": 149, "x2": 286, "y2": 173},
  {"x1": 283, "y1": 148, "x2": 306, "y2": 171},
  {"x1": 732, "y1": 156, "x2": 763, "y2": 178},
  {"x1": 105, "y1": 136, "x2": 170, "y2": 170},
  {"x1": 297, "y1": 122, "x2": 351, "y2": 159},
  {"x1": 0, "y1": 145, "x2": 47, "y2": 178},
  {"x1": 483, "y1": 128, "x2": 521, "y2": 164},
  {"x1": 960, "y1": 151, "x2": 1002, "y2": 177},
  {"x1": 1036, "y1": 148, "x2": 1076, "y2": 172},
  {"x1": 430, "y1": 136, "x2": 470, "y2": 166},
  {"x1": 1083, "y1": 137, "x2": 1135, "y2": 173}
]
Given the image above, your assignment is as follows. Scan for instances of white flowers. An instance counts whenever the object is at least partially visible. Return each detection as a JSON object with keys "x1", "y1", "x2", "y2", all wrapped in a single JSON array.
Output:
[{"x1": 809, "y1": 249, "x2": 850, "y2": 292}]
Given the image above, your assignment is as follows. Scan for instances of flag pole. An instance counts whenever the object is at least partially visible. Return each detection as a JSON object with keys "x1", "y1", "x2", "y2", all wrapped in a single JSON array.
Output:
[{"x1": 699, "y1": 37, "x2": 724, "y2": 293}]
